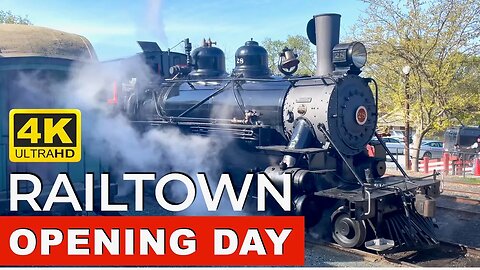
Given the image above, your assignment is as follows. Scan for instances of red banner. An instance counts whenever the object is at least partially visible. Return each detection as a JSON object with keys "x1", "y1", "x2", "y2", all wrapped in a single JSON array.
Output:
[{"x1": 0, "y1": 216, "x2": 304, "y2": 266}]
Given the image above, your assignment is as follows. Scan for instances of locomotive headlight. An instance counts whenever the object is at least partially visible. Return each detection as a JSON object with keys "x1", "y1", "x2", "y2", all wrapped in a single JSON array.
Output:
[
  {"x1": 332, "y1": 42, "x2": 367, "y2": 73},
  {"x1": 350, "y1": 42, "x2": 367, "y2": 68}
]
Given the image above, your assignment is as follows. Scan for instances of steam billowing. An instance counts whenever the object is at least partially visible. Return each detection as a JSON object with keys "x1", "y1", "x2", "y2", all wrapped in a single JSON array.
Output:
[
  {"x1": 12, "y1": 56, "x2": 235, "y2": 215},
  {"x1": 7, "y1": 0, "x2": 248, "y2": 215}
]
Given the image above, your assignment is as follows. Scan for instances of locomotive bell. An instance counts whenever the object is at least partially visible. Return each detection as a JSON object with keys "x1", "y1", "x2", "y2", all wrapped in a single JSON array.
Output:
[
  {"x1": 280, "y1": 48, "x2": 300, "y2": 68},
  {"x1": 278, "y1": 47, "x2": 300, "y2": 76}
]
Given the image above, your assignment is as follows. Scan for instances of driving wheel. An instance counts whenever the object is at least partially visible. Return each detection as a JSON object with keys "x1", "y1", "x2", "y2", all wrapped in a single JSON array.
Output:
[{"x1": 331, "y1": 208, "x2": 367, "y2": 248}]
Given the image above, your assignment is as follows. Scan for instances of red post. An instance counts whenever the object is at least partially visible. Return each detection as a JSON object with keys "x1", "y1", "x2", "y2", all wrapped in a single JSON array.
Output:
[
  {"x1": 424, "y1": 156, "x2": 429, "y2": 174},
  {"x1": 443, "y1": 153, "x2": 449, "y2": 175},
  {"x1": 475, "y1": 157, "x2": 480, "y2": 176}
]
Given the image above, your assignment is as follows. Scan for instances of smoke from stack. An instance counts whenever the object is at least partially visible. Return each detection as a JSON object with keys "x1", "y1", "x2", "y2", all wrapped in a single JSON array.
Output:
[{"x1": 142, "y1": 0, "x2": 168, "y2": 45}]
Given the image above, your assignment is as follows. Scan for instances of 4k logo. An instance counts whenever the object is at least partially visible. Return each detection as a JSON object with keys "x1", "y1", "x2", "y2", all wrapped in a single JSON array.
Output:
[{"x1": 9, "y1": 109, "x2": 81, "y2": 162}]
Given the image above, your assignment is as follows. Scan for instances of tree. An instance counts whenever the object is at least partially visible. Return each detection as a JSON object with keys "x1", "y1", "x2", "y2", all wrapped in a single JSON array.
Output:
[
  {"x1": 262, "y1": 35, "x2": 316, "y2": 76},
  {"x1": 0, "y1": 10, "x2": 31, "y2": 25},
  {"x1": 353, "y1": 0, "x2": 480, "y2": 171}
]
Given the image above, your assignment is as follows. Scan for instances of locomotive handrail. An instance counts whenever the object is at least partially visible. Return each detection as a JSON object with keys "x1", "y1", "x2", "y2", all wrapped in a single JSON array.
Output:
[
  {"x1": 366, "y1": 78, "x2": 379, "y2": 116},
  {"x1": 366, "y1": 179, "x2": 419, "y2": 192},
  {"x1": 363, "y1": 170, "x2": 438, "y2": 193},
  {"x1": 177, "y1": 81, "x2": 232, "y2": 117},
  {"x1": 164, "y1": 75, "x2": 337, "y2": 86},
  {"x1": 364, "y1": 190, "x2": 371, "y2": 215},
  {"x1": 131, "y1": 118, "x2": 270, "y2": 127}
]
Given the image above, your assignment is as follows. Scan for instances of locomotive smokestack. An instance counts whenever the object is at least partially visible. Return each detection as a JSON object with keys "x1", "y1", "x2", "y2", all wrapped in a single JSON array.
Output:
[{"x1": 307, "y1": 13, "x2": 341, "y2": 76}]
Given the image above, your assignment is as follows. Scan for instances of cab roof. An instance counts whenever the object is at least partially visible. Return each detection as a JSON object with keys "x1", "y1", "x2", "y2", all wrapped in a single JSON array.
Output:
[{"x1": 0, "y1": 24, "x2": 97, "y2": 61}]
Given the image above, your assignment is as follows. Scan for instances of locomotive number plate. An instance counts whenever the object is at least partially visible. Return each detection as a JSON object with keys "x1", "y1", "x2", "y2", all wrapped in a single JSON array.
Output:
[
  {"x1": 333, "y1": 50, "x2": 347, "y2": 62},
  {"x1": 9, "y1": 109, "x2": 81, "y2": 162}
]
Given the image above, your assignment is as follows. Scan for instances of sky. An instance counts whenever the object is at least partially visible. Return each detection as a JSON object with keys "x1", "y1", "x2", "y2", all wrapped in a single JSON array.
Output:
[{"x1": 1, "y1": 0, "x2": 368, "y2": 69}]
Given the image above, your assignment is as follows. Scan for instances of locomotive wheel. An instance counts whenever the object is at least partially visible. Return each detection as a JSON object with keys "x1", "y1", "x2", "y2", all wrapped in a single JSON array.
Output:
[{"x1": 331, "y1": 209, "x2": 366, "y2": 248}]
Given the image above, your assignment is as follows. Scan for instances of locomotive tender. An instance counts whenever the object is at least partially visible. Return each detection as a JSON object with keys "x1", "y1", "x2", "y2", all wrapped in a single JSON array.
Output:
[{"x1": 116, "y1": 14, "x2": 441, "y2": 251}]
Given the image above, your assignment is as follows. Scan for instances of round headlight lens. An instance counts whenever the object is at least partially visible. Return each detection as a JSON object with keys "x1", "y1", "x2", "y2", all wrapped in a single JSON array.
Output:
[{"x1": 351, "y1": 42, "x2": 367, "y2": 68}]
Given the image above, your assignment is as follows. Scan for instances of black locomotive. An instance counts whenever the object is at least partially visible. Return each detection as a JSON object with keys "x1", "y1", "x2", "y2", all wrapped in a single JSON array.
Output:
[{"x1": 113, "y1": 13, "x2": 441, "y2": 252}]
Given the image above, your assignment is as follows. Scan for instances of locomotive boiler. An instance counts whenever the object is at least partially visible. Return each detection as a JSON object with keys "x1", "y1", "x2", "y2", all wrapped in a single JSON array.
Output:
[{"x1": 117, "y1": 14, "x2": 441, "y2": 252}]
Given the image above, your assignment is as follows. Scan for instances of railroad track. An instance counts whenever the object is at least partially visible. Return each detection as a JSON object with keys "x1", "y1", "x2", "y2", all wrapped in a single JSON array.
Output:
[
  {"x1": 305, "y1": 183, "x2": 480, "y2": 266},
  {"x1": 305, "y1": 239, "x2": 416, "y2": 267},
  {"x1": 441, "y1": 181, "x2": 480, "y2": 187},
  {"x1": 437, "y1": 192, "x2": 480, "y2": 216},
  {"x1": 306, "y1": 238, "x2": 480, "y2": 267},
  {"x1": 391, "y1": 241, "x2": 480, "y2": 267},
  {"x1": 442, "y1": 188, "x2": 480, "y2": 198},
  {"x1": 440, "y1": 241, "x2": 480, "y2": 259}
]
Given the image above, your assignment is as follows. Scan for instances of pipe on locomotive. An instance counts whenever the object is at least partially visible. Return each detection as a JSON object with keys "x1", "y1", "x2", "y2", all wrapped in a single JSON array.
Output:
[
  {"x1": 312, "y1": 13, "x2": 341, "y2": 76},
  {"x1": 280, "y1": 119, "x2": 313, "y2": 169},
  {"x1": 278, "y1": 13, "x2": 341, "y2": 169}
]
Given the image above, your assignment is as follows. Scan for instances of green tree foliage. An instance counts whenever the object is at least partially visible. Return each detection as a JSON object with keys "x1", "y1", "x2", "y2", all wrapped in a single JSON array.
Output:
[
  {"x1": 0, "y1": 10, "x2": 32, "y2": 25},
  {"x1": 353, "y1": 0, "x2": 480, "y2": 170},
  {"x1": 262, "y1": 35, "x2": 316, "y2": 76}
]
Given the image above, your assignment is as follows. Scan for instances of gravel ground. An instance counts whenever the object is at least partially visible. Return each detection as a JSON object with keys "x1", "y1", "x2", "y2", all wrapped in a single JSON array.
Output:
[{"x1": 435, "y1": 208, "x2": 480, "y2": 248}]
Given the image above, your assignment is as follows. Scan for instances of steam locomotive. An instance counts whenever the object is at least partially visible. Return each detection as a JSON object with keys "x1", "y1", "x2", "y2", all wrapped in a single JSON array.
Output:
[{"x1": 113, "y1": 14, "x2": 441, "y2": 252}]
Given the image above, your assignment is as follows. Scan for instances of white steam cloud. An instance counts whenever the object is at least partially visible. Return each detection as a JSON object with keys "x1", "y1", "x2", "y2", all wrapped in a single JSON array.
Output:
[{"x1": 12, "y1": 56, "x2": 236, "y2": 215}]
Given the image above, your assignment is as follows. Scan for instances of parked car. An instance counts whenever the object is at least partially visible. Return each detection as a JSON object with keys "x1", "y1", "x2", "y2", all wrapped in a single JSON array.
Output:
[
  {"x1": 371, "y1": 137, "x2": 405, "y2": 154},
  {"x1": 389, "y1": 130, "x2": 405, "y2": 138},
  {"x1": 411, "y1": 140, "x2": 444, "y2": 159}
]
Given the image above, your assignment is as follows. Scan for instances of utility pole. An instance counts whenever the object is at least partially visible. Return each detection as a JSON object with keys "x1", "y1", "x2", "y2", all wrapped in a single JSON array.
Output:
[{"x1": 402, "y1": 65, "x2": 411, "y2": 170}]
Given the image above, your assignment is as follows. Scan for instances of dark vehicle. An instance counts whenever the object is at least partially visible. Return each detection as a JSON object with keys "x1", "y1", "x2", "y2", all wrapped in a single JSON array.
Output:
[
  {"x1": 0, "y1": 24, "x2": 112, "y2": 214},
  {"x1": 444, "y1": 126, "x2": 480, "y2": 157},
  {"x1": 113, "y1": 14, "x2": 441, "y2": 252}
]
